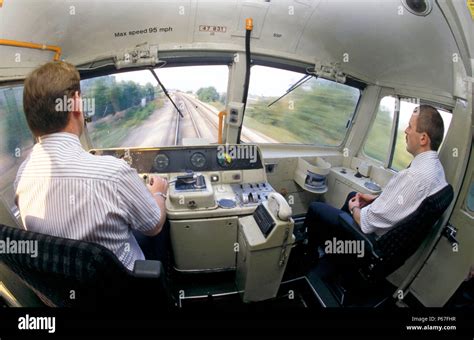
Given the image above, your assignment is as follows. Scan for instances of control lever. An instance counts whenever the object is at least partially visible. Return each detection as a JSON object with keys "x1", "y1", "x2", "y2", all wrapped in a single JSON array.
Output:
[
  {"x1": 171, "y1": 171, "x2": 196, "y2": 186},
  {"x1": 354, "y1": 167, "x2": 369, "y2": 178},
  {"x1": 195, "y1": 174, "x2": 206, "y2": 189}
]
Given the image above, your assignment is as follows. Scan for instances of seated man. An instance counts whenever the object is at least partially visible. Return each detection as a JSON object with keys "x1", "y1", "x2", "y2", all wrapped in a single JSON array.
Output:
[
  {"x1": 303, "y1": 105, "x2": 447, "y2": 263},
  {"x1": 14, "y1": 61, "x2": 168, "y2": 271}
]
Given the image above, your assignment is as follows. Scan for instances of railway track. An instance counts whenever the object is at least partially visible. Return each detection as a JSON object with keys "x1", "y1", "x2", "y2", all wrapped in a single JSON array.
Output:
[
  {"x1": 179, "y1": 93, "x2": 277, "y2": 143},
  {"x1": 168, "y1": 92, "x2": 277, "y2": 146}
]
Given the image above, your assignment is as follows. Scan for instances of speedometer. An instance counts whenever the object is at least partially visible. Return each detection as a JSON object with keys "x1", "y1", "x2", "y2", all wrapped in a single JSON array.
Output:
[
  {"x1": 190, "y1": 152, "x2": 206, "y2": 169},
  {"x1": 153, "y1": 154, "x2": 169, "y2": 171}
]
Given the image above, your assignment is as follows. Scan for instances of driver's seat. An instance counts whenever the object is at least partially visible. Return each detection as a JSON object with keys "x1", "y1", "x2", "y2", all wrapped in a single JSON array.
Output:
[
  {"x1": 0, "y1": 224, "x2": 174, "y2": 308},
  {"x1": 309, "y1": 184, "x2": 454, "y2": 306}
]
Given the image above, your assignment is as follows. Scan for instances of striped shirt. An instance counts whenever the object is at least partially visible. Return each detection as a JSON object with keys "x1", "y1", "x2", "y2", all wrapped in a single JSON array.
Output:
[
  {"x1": 360, "y1": 151, "x2": 447, "y2": 237},
  {"x1": 14, "y1": 132, "x2": 161, "y2": 271}
]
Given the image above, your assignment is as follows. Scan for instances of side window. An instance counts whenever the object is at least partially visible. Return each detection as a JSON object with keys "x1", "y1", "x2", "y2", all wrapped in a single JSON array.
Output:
[
  {"x1": 0, "y1": 85, "x2": 35, "y2": 221},
  {"x1": 467, "y1": 181, "x2": 474, "y2": 213},
  {"x1": 0, "y1": 85, "x2": 34, "y2": 174},
  {"x1": 391, "y1": 99, "x2": 452, "y2": 171},
  {"x1": 362, "y1": 96, "x2": 396, "y2": 163},
  {"x1": 363, "y1": 96, "x2": 452, "y2": 170}
]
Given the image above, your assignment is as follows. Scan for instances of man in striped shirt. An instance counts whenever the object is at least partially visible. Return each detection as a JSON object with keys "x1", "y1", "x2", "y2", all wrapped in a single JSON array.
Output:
[
  {"x1": 304, "y1": 105, "x2": 447, "y2": 262},
  {"x1": 14, "y1": 61, "x2": 168, "y2": 271}
]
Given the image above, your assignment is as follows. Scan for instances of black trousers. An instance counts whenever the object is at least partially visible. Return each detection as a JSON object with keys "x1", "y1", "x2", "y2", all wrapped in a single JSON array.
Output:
[
  {"x1": 303, "y1": 192, "x2": 357, "y2": 259},
  {"x1": 133, "y1": 220, "x2": 171, "y2": 267}
]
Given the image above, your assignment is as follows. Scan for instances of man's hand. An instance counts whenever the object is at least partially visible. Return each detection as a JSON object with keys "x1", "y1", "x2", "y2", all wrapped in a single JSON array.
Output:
[
  {"x1": 348, "y1": 195, "x2": 362, "y2": 226},
  {"x1": 147, "y1": 175, "x2": 168, "y2": 196},
  {"x1": 348, "y1": 195, "x2": 361, "y2": 212},
  {"x1": 356, "y1": 193, "x2": 378, "y2": 208}
]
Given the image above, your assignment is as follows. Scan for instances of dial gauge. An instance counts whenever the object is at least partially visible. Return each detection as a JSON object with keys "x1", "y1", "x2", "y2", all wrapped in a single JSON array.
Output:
[
  {"x1": 153, "y1": 154, "x2": 169, "y2": 171},
  {"x1": 190, "y1": 152, "x2": 206, "y2": 169}
]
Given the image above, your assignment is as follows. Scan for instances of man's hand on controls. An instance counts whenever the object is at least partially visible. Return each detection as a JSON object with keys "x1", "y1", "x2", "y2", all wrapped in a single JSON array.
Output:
[{"x1": 147, "y1": 175, "x2": 168, "y2": 198}]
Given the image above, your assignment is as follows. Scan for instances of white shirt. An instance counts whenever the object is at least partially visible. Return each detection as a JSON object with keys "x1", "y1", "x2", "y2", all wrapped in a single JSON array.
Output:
[
  {"x1": 14, "y1": 132, "x2": 161, "y2": 271},
  {"x1": 360, "y1": 151, "x2": 447, "y2": 237}
]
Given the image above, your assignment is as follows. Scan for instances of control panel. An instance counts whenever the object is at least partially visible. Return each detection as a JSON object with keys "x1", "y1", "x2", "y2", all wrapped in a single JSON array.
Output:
[
  {"x1": 90, "y1": 144, "x2": 279, "y2": 273},
  {"x1": 232, "y1": 182, "x2": 274, "y2": 206}
]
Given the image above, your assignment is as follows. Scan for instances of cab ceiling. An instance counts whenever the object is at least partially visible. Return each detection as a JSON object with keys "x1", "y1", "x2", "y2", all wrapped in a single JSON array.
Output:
[{"x1": 0, "y1": 0, "x2": 471, "y2": 98}]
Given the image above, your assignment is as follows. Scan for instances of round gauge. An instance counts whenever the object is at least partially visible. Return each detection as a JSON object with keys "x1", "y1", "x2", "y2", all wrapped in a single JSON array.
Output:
[
  {"x1": 190, "y1": 152, "x2": 206, "y2": 169},
  {"x1": 153, "y1": 154, "x2": 169, "y2": 171},
  {"x1": 217, "y1": 152, "x2": 232, "y2": 168}
]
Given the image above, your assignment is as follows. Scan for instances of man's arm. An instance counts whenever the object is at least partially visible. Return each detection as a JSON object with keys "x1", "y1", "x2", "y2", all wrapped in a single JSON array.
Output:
[
  {"x1": 356, "y1": 193, "x2": 379, "y2": 208},
  {"x1": 144, "y1": 175, "x2": 168, "y2": 236},
  {"x1": 359, "y1": 172, "x2": 424, "y2": 234},
  {"x1": 117, "y1": 163, "x2": 166, "y2": 236}
]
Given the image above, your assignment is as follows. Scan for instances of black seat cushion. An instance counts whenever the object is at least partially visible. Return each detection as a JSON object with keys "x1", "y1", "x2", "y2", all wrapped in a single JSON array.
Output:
[
  {"x1": 371, "y1": 184, "x2": 454, "y2": 278},
  {"x1": 0, "y1": 224, "x2": 168, "y2": 308}
]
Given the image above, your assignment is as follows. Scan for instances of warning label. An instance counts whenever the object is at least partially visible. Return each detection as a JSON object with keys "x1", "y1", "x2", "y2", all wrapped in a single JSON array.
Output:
[{"x1": 469, "y1": 0, "x2": 474, "y2": 19}]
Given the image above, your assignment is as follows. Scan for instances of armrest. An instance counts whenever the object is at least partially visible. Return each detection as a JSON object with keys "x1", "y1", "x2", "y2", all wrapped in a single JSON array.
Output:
[
  {"x1": 132, "y1": 260, "x2": 176, "y2": 308},
  {"x1": 338, "y1": 212, "x2": 380, "y2": 259},
  {"x1": 133, "y1": 260, "x2": 163, "y2": 278}
]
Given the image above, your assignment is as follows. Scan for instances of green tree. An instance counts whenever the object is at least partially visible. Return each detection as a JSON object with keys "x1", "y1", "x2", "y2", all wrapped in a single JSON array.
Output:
[
  {"x1": 92, "y1": 78, "x2": 109, "y2": 118},
  {"x1": 197, "y1": 86, "x2": 219, "y2": 102},
  {"x1": 144, "y1": 83, "x2": 156, "y2": 102}
]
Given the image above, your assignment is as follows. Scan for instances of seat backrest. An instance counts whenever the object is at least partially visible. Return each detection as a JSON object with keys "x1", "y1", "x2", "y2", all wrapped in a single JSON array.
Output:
[
  {"x1": 0, "y1": 224, "x2": 165, "y2": 307},
  {"x1": 371, "y1": 184, "x2": 454, "y2": 278}
]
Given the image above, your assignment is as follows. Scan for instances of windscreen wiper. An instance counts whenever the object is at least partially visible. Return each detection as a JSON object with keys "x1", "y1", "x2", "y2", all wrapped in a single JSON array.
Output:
[
  {"x1": 267, "y1": 74, "x2": 314, "y2": 108},
  {"x1": 149, "y1": 68, "x2": 184, "y2": 118}
]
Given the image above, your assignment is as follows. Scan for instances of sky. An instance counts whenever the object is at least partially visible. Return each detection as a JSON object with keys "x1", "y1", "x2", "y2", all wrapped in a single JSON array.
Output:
[{"x1": 114, "y1": 65, "x2": 303, "y2": 97}]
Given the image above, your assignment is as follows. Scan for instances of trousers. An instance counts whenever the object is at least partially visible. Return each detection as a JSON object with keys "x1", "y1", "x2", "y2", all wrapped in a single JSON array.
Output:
[
  {"x1": 133, "y1": 220, "x2": 171, "y2": 267},
  {"x1": 303, "y1": 192, "x2": 357, "y2": 259}
]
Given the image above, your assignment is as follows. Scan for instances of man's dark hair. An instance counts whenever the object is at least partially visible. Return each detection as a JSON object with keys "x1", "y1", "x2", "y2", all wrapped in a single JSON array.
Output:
[
  {"x1": 415, "y1": 105, "x2": 445, "y2": 151},
  {"x1": 23, "y1": 61, "x2": 80, "y2": 137}
]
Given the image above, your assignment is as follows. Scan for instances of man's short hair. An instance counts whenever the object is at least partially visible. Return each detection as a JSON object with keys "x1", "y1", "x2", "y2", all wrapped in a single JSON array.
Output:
[
  {"x1": 415, "y1": 105, "x2": 445, "y2": 151},
  {"x1": 23, "y1": 61, "x2": 80, "y2": 137}
]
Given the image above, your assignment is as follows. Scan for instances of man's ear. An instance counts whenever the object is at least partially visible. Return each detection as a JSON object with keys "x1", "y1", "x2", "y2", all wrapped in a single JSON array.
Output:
[
  {"x1": 71, "y1": 91, "x2": 82, "y2": 116},
  {"x1": 420, "y1": 132, "x2": 430, "y2": 148}
]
